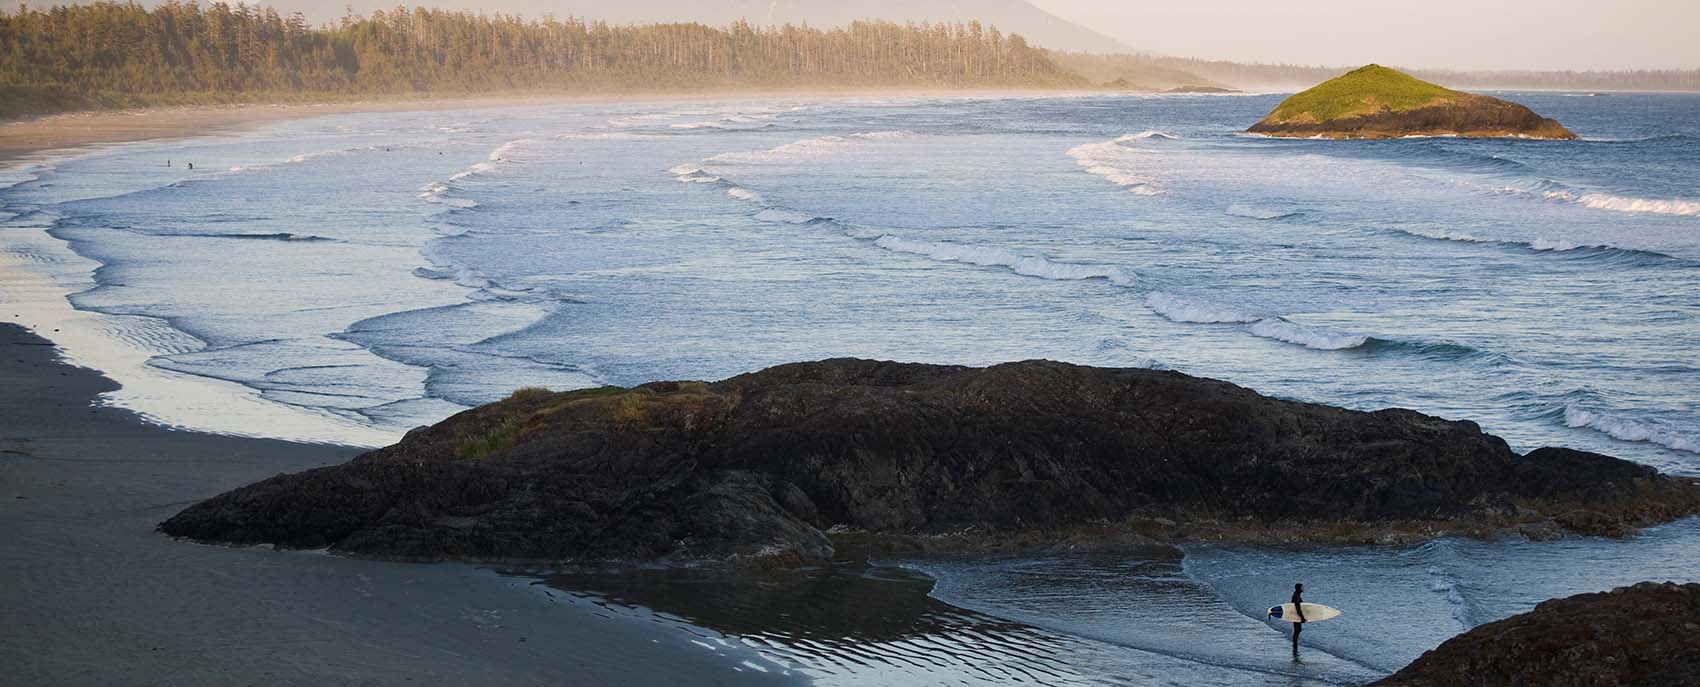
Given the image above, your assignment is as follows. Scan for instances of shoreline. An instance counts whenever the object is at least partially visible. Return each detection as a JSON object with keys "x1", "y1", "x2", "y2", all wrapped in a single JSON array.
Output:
[
  {"x1": 0, "y1": 321, "x2": 796, "y2": 685},
  {"x1": 0, "y1": 88, "x2": 1128, "y2": 166},
  {"x1": 0, "y1": 85, "x2": 1211, "y2": 448}
]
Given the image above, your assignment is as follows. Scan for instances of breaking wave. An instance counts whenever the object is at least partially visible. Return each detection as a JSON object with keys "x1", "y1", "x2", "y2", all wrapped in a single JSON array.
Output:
[
  {"x1": 1248, "y1": 318, "x2": 1368, "y2": 350},
  {"x1": 1564, "y1": 403, "x2": 1700, "y2": 454},
  {"x1": 1395, "y1": 228, "x2": 1686, "y2": 265},
  {"x1": 1066, "y1": 132, "x2": 1176, "y2": 195},
  {"x1": 419, "y1": 138, "x2": 538, "y2": 207},
  {"x1": 1145, "y1": 292, "x2": 1260, "y2": 323},
  {"x1": 1542, "y1": 189, "x2": 1700, "y2": 217},
  {"x1": 703, "y1": 131, "x2": 916, "y2": 165}
]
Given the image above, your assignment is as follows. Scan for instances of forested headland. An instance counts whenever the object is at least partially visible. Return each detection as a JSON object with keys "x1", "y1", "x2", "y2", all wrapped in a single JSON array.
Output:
[{"x1": 0, "y1": 2, "x2": 1085, "y2": 117}]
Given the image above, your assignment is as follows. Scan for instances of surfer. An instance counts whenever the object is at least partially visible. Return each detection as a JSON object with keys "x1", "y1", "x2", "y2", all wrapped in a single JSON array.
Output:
[{"x1": 1291, "y1": 583, "x2": 1307, "y2": 653}]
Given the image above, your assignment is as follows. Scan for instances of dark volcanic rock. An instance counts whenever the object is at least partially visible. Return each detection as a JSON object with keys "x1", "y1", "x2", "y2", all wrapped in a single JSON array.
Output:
[
  {"x1": 1372, "y1": 582, "x2": 1700, "y2": 687},
  {"x1": 159, "y1": 359, "x2": 1700, "y2": 563}
]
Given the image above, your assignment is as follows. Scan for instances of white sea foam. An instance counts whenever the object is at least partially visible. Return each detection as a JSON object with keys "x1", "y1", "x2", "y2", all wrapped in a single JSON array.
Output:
[
  {"x1": 1564, "y1": 403, "x2": 1700, "y2": 454},
  {"x1": 1426, "y1": 566, "x2": 1472, "y2": 629},
  {"x1": 703, "y1": 131, "x2": 914, "y2": 165},
  {"x1": 1248, "y1": 318, "x2": 1368, "y2": 350},
  {"x1": 1542, "y1": 190, "x2": 1700, "y2": 217},
  {"x1": 0, "y1": 207, "x2": 398, "y2": 446},
  {"x1": 1145, "y1": 292, "x2": 1260, "y2": 323},
  {"x1": 416, "y1": 181, "x2": 477, "y2": 208},
  {"x1": 726, "y1": 187, "x2": 764, "y2": 202},
  {"x1": 1530, "y1": 238, "x2": 1584, "y2": 251},
  {"x1": 669, "y1": 113, "x2": 780, "y2": 130},
  {"x1": 872, "y1": 235, "x2": 1135, "y2": 286},
  {"x1": 1404, "y1": 228, "x2": 1486, "y2": 244},
  {"x1": 555, "y1": 131, "x2": 657, "y2": 141},
  {"x1": 1066, "y1": 133, "x2": 1171, "y2": 195},
  {"x1": 485, "y1": 138, "x2": 535, "y2": 162},
  {"x1": 667, "y1": 164, "x2": 722, "y2": 184}
]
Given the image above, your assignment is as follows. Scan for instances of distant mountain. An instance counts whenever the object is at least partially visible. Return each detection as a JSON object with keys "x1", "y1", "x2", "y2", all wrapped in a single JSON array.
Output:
[{"x1": 57, "y1": 0, "x2": 1129, "y2": 53}]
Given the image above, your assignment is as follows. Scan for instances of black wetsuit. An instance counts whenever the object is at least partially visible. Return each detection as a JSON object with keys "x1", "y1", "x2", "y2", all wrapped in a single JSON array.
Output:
[{"x1": 1291, "y1": 588, "x2": 1307, "y2": 649}]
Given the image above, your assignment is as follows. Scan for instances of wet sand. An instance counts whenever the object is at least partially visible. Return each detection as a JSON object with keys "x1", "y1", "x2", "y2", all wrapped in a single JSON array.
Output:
[
  {"x1": 0, "y1": 88, "x2": 1102, "y2": 166},
  {"x1": 0, "y1": 323, "x2": 798, "y2": 686},
  {"x1": 0, "y1": 98, "x2": 605, "y2": 164}
]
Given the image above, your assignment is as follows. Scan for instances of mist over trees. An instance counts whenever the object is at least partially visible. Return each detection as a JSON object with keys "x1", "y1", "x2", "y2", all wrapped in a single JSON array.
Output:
[{"x1": 0, "y1": 1, "x2": 1081, "y2": 115}]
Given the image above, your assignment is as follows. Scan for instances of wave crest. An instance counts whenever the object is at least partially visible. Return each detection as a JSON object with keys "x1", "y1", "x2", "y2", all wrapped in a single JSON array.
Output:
[
  {"x1": 1542, "y1": 189, "x2": 1700, "y2": 217},
  {"x1": 1067, "y1": 134, "x2": 1169, "y2": 195},
  {"x1": 1145, "y1": 292, "x2": 1260, "y2": 323},
  {"x1": 1564, "y1": 403, "x2": 1700, "y2": 454},
  {"x1": 1248, "y1": 318, "x2": 1368, "y2": 350}
]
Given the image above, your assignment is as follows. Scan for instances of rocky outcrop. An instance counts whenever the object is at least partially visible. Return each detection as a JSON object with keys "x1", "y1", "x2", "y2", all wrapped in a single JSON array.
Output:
[
  {"x1": 1248, "y1": 64, "x2": 1576, "y2": 139},
  {"x1": 159, "y1": 359, "x2": 1699, "y2": 564},
  {"x1": 1372, "y1": 582, "x2": 1700, "y2": 687}
]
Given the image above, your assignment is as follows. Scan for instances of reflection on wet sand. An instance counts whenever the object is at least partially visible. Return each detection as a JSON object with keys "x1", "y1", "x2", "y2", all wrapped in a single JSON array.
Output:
[{"x1": 548, "y1": 561, "x2": 1104, "y2": 686}]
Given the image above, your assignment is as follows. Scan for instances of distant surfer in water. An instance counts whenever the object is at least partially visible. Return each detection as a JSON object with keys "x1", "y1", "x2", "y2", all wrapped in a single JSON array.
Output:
[{"x1": 1291, "y1": 583, "x2": 1307, "y2": 654}]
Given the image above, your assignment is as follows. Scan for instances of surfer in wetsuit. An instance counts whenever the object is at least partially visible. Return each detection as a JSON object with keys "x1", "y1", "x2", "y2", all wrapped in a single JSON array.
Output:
[{"x1": 1291, "y1": 582, "x2": 1307, "y2": 653}]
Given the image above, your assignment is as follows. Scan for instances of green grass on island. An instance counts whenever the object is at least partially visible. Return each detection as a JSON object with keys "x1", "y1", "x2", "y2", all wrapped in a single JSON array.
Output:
[{"x1": 1268, "y1": 64, "x2": 1462, "y2": 122}]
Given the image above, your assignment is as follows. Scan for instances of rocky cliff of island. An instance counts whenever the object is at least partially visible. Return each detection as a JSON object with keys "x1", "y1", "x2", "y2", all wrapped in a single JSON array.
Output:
[
  {"x1": 1371, "y1": 582, "x2": 1700, "y2": 687},
  {"x1": 1247, "y1": 64, "x2": 1577, "y2": 139},
  {"x1": 159, "y1": 359, "x2": 1697, "y2": 563}
]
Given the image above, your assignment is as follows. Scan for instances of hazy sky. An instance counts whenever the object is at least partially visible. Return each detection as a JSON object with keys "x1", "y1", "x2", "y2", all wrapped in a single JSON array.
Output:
[{"x1": 1029, "y1": 0, "x2": 1699, "y2": 70}]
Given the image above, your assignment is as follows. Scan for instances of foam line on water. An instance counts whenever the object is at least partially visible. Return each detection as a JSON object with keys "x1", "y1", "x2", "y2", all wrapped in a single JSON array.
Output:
[
  {"x1": 0, "y1": 202, "x2": 397, "y2": 446},
  {"x1": 1145, "y1": 292, "x2": 1262, "y2": 324},
  {"x1": 1394, "y1": 227, "x2": 1687, "y2": 265},
  {"x1": 871, "y1": 235, "x2": 1136, "y2": 287},
  {"x1": 1564, "y1": 403, "x2": 1700, "y2": 454},
  {"x1": 1542, "y1": 189, "x2": 1700, "y2": 217},
  {"x1": 1247, "y1": 318, "x2": 1369, "y2": 351},
  {"x1": 1066, "y1": 132, "x2": 1175, "y2": 195}
]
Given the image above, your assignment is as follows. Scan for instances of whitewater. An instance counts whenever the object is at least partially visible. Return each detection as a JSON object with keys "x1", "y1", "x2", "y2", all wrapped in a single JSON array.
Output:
[{"x1": 1, "y1": 92, "x2": 1697, "y2": 684}]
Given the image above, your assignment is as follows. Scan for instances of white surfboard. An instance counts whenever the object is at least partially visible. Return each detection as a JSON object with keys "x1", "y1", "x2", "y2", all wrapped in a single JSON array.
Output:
[{"x1": 1266, "y1": 602, "x2": 1341, "y2": 623}]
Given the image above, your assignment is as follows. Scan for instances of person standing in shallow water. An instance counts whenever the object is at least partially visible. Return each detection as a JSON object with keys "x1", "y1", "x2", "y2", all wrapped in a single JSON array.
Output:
[{"x1": 1291, "y1": 582, "x2": 1307, "y2": 654}]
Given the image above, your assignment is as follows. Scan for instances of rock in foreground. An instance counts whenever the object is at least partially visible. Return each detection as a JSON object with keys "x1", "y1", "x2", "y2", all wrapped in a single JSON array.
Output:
[
  {"x1": 160, "y1": 359, "x2": 1697, "y2": 563},
  {"x1": 1372, "y1": 582, "x2": 1700, "y2": 687},
  {"x1": 1248, "y1": 64, "x2": 1576, "y2": 139}
]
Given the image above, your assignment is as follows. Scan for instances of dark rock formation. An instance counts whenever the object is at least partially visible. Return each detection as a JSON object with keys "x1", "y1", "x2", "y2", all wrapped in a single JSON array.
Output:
[
  {"x1": 1248, "y1": 64, "x2": 1577, "y2": 139},
  {"x1": 1372, "y1": 582, "x2": 1700, "y2": 687},
  {"x1": 159, "y1": 359, "x2": 1700, "y2": 563}
]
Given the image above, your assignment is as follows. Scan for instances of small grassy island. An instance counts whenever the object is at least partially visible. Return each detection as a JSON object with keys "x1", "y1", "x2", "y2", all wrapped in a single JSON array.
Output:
[{"x1": 1248, "y1": 64, "x2": 1577, "y2": 139}]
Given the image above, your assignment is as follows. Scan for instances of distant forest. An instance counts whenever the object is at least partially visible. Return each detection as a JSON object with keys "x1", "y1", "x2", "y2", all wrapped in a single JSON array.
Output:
[
  {"x1": 0, "y1": 2, "x2": 1082, "y2": 116},
  {"x1": 2, "y1": 2, "x2": 1697, "y2": 118}
]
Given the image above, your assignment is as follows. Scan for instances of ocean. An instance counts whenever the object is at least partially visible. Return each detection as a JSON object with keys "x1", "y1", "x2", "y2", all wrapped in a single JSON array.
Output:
[{"x1": 2, "y1": 91, "x2": 1697, "y2": 684}]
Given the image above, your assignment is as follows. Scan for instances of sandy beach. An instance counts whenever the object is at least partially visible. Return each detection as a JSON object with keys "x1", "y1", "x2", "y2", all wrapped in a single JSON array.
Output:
[
  {"x1": 0, "y1": 322, "x2": 800, "y2": 685},
  {"x1": 0, "y1": 98, "x2": 593, "y2": 164},
  {"x1": 0, "y1": 98, "x2": 819, "y2": 685},
  {"x1": 0, "y1": 88, "x2": 1108, "y2": 166}
]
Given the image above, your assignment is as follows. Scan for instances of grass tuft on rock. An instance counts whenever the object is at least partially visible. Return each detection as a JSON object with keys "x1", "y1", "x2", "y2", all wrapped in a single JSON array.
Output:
[
  {"x1": 1269, "y1": 64, "x2": 1459, "y2": 123},
  {"x1": 505, "y1": 386, "x2": 553, "y2": 402},
  {"x1": 455, "y1": 418, "x2": 520, "y2": 460}
]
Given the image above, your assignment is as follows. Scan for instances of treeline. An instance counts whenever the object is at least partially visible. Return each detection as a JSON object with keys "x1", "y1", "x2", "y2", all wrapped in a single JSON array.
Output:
[{"x1": 0, "y1": 1, "x2": 1084, "y2": 116}]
